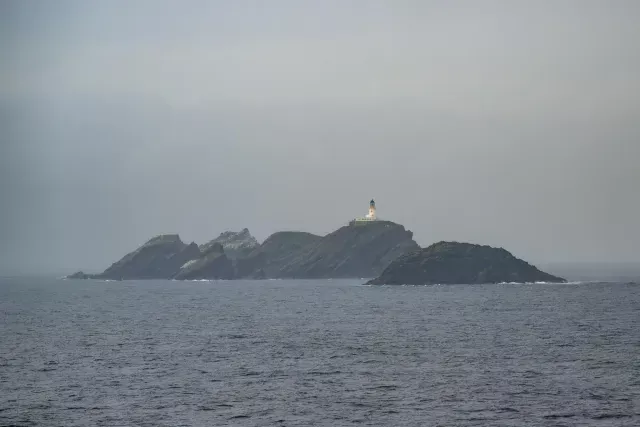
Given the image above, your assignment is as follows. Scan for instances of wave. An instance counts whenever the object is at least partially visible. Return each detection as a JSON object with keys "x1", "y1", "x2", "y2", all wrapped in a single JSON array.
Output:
[{"x1": 369, "y1": 281, "x2": 592, "y2": 286}]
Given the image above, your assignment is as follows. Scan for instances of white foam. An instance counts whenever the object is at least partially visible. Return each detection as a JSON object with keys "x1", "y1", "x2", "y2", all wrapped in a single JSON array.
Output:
[{"x1": 180, "y1": 259, "x2": 198, "y2": 269}]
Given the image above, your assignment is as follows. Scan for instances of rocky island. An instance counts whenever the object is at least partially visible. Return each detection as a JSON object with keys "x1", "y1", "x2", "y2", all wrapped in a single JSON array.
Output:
[
  {"x1": 365, "y1": 241, "x2": 566, "y2": 285},
  {"x1": 67, "y1": 200, "x2": 565, "y2": 284}
]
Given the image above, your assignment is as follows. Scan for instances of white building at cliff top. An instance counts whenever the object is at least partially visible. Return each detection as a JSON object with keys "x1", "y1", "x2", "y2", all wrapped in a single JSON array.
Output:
[{"x1": 350, "y1": 199, "x2": 378, "y2": 225}]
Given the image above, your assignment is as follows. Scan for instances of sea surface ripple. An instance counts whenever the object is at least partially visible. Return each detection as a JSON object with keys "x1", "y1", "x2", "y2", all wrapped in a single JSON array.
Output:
[{"x1": 1, "y1": 278, "x2": 639, "y2": 426}]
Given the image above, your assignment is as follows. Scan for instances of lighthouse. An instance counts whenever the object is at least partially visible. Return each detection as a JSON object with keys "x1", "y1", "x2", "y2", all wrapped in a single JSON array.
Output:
[
  {"x1": 350, "y1": 199, "x2": 379, "y2": 225},
  {"x1": 366, "y1": 199, "x2": 377, "y2": 219}
]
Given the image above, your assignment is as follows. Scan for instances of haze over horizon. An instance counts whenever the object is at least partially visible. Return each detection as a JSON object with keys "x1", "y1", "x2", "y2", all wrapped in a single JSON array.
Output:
[{"x1": 1, "y1": 1, "x2": 639, "y2": 275}]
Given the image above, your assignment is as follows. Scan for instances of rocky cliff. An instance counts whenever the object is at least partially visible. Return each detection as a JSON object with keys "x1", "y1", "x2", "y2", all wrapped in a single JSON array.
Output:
[
  {"x1": 96, "y1": 234, "x2": 201, "y2": 280},
  {"x1": 366, "y1": 241, "x2": 566, "y2": 285},
  {"x1": 274, "y1": 221, "x2": 419, "y2": 279},
  {"x1": 66, "y1": 222, "x2": 419, "y2": 280}
]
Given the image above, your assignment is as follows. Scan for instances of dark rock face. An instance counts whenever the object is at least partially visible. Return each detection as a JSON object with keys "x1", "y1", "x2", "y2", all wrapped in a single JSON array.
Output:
[
  {"x1": 201, "y1": 242, "x2": 225, "y2": 256},
  {"x1": 174, "y1": 244, "x2": 234, "y2": 280},
  {"x1": 98, "y1": 235, "x2": 201, "y2": 280},
  {"x1": 235, "y1": 231, "x2": 322, "y2": 278},
  {"x1": 366, "y1": 241, "x2": 566, "y2": 285},
  {"x1": 275, "y1": 221, "x2": 419, "y2": 279},
  {"x1": 200, "y1": 228, "x2": 259, "y2": 260}
]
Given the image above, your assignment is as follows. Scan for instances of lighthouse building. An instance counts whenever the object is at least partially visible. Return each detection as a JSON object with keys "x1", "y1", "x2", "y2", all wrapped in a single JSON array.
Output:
[{"x1": 350, "y1": 199, "x2": 379, "y2": 226}]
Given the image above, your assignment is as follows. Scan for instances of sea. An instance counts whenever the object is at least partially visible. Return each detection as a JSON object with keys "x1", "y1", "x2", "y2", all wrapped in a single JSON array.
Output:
[{"x1": 1, "y1": 277, "x2": 638, "y2": 426}]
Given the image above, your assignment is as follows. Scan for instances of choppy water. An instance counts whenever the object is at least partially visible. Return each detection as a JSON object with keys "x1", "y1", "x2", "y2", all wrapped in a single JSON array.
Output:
[{"x1": 1, "y1": 278, "x2": 639, "y2": 426}]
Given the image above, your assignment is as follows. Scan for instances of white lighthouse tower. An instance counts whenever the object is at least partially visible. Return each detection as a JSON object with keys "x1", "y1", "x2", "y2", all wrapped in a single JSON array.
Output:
[
  {"x1": 366, "y1": 199, "x2": 377, "y2": 219},
  {"x1": 350, "y1": 199, "x2": 379, "y2": 225}
]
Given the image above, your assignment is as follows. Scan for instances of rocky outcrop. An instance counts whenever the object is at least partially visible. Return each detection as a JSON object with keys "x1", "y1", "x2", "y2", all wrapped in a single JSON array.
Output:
[
  {"x1": 66, "y1": 222, "x2": 419, "y2": 280},
  {"x1": 172, "y1": 229, "x2": 259, "y2": 280},
  {"x1": 366, "y1": 241, "x2": 566, "y2": 285},
  {"x1": 233, "y1": 222, "x2": 419, "y2": 279},
  {"x1": 200, "y1": 228, "x2": 259, "y2": 260},
  {"x1": 98, "y1": 234, "x2": 201, "y2": 280},
  {"x1": 174, "y1": 243, "x2": 234, "y2": 280},
  {"x1": 274, "y1": 221, "x2": 419, "y2": 279},
  {"x1": 66, "y1": 271, "x2": 93, "y2": 280}
]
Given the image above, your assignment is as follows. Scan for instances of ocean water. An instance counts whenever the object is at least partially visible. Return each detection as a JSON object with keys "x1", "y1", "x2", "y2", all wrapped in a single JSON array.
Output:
[{"x1": 1, "y1": 278, "x2": 639, "y2": 426}]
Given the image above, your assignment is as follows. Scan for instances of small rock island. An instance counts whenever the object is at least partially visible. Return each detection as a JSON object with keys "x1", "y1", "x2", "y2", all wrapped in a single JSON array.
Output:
[{"x1": 366, "y1": 241, "x2": 566, "y2": 285}]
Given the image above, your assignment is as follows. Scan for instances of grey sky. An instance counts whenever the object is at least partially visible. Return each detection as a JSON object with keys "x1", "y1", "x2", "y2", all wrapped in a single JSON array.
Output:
[{"x1": 1, "y1": 1, "x2": 639, "y2": 274}]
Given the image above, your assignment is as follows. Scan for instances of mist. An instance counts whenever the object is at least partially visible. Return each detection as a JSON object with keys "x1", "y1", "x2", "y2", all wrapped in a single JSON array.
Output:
[{"x1": 1, "y1": 1, "x2": 639, "y2": 275}]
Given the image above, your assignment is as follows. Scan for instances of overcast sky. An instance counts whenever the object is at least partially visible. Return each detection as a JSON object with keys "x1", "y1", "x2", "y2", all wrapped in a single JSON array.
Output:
[{"x1": 1, "y1": 1, "x2": 639, "y2": 274}]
